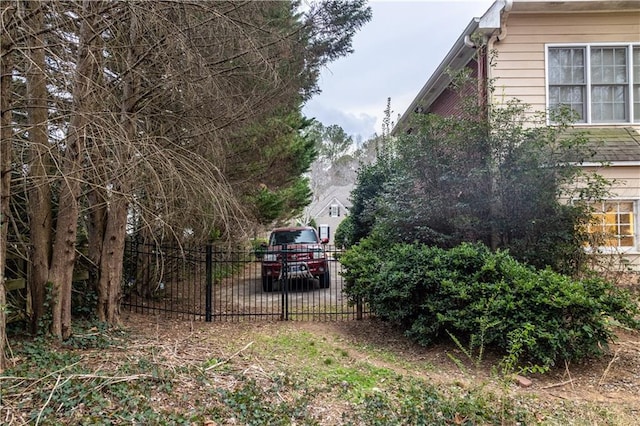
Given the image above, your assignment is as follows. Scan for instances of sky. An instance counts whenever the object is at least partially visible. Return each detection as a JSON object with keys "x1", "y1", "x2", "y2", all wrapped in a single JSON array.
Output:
[{"x1": 302, "y1": 0, "x2": 495, "y2": 143}]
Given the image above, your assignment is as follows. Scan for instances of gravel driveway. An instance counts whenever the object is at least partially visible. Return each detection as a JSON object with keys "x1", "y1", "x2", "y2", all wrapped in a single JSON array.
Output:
[{"x1": 210, "y1": 257, "x2": 363, "y2": 320}]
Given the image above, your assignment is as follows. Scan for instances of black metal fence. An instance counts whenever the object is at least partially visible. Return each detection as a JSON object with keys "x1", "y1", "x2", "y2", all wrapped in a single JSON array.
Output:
[{"x1": 121, "y1": 240, "x2": 368, "y2": 321}]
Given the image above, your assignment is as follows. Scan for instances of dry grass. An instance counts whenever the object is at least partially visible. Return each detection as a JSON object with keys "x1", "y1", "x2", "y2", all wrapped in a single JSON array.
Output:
[{"x1": 1, "y1": 313, "x2": 639, "y2": 425}]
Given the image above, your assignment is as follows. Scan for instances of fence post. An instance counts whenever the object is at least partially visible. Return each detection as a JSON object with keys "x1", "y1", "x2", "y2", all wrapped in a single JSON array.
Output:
[
  {"x1": 205, "y1": 243, "x2": 213, "y2": 322},
  {"x1": 132, "y1": 236, "x2": 140, "y2": 289},
  {"x1": 281, "y1": 243, "x2": 288, "y2": 321}
]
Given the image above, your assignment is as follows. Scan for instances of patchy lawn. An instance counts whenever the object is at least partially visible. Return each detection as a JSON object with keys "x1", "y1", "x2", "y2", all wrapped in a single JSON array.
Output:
[{"x1": 2, "y1": 313, "x2": 639, "y2": 425}]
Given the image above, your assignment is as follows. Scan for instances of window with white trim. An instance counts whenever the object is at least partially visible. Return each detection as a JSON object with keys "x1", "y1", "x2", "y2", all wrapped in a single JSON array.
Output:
[
  {"x1": 586, "y1": 201, "x2": 637, "y2": 249},
  {"x1": 547, "y1": 44, "x2": 640, "y2": 123},
  {"x1": 329, "y1": 204, "x2": 340, "y2": 217}
]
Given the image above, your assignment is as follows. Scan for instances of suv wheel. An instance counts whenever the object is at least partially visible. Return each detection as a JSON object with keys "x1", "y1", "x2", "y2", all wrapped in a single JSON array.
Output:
[
  {"x1": 319, "y1": 270, "x2": 330, "y2": 288},
  {"x1": 262, "y1": 276, "x2": 274, "y2": 292}
]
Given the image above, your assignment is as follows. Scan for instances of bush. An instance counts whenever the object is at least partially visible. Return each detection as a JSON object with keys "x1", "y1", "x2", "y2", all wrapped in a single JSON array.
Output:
[
  {"x1": 334, "y1": 215, "x2": 354, "y2": 248},
  {"x1": 341, "y1": 240, "x2": 639, "y2": 368},
  {"x1": 251, "y1": 238, "x2": 268, "y2": 259}
]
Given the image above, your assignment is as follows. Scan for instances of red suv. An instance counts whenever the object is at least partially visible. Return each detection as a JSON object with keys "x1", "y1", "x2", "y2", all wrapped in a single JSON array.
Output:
[{"x1": 261, "y1": 227, "x2": 330, "y2": 292}]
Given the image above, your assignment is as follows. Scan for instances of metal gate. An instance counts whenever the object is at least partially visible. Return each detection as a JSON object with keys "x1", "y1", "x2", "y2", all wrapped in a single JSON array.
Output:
[{"x1": 121, "y1": 240, "x2": 367, "y2": 321}]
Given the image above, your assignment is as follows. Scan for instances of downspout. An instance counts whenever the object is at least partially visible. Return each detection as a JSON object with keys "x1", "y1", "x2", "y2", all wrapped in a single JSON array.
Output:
[
  {"x1": 483, "y1": 0, "x2": 512, "y2": 251},
  {"x1": 485, "y1": 0, "x2": 512, "y2": 116},
  {"x1": 479, "y1": 37, "x2": 489, "y2": 121},
  {"x1": 466, "y1": 0, "x2": 512, "y2": 119},
  {"x1": 462, "y1": 33, "x2": 490, "y2": 120}
]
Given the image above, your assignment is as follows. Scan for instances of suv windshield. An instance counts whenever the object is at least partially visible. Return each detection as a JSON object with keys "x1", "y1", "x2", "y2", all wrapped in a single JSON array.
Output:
[{"x1": 270, "y1": 229, "x2": 318, "y2": 245}]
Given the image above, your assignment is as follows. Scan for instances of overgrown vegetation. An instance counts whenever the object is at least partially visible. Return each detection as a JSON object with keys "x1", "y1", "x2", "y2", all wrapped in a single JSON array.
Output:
[
  {"x1": 0, "y1": 0, "x2": 372, "y2": 364},
  {"x1": 343, "y1": 378, "x2": 531, "y2": 426},
  {"x1": 341, "y1": 240, "x2": 639, "y2": 369},
  {"x1": 343, "y1": 87, "x2": 606, "y2": 276},
  {"x1": 334, "y1": 68, "x2": 640, "y2": 372},
  {"x1": 2, "y1": 320, "x2": 634, "y2": 425}
]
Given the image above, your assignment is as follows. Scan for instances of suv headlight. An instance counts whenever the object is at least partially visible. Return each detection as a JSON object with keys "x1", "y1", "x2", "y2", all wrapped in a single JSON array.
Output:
[
  {"x1": 263, "y1": 253, "x2": 277, "y2": 262},
  {"x1": 312, "y1": 250, "x2": 325, "y2": 260}
]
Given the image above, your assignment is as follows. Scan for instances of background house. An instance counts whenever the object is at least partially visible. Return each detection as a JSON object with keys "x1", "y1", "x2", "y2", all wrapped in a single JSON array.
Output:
[
  {"x1": 305, "y1": 184, "x2": 353, "y2": 245},
  {"x1": 394, "y1": 0, "x2": 640, "y2": 270}
]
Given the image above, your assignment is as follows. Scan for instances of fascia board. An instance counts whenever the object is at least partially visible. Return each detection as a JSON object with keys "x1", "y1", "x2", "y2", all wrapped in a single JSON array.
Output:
[{"x1": 573, "y1": 161, "x2": 640, "y2": 167}]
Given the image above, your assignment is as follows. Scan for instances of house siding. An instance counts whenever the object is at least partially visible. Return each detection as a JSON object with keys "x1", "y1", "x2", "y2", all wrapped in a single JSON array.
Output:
[
  {"x1": 429, "y1": 87, "x2": 466, "y2": 117},
  {"x1": 399, "y1": 3, "x2": 640, "y2": 273},
  {"x1": 490, "y1": 12, "x2": 640, "y2": 116},
  {"x1": 306, "y1": 186, "x2": 354, "y2": 246},
  {"x1": 582, "y1": 166, "x2": 640, "y2": 199},
  {"x1": 491, "y1": 10, "x2": 640, "y2": 271},
  {"x1": 314, "y1": 206, "x2": 347, "y2": 246},
  {"x1": 429, "y1": 61, "x2": 479, "y2": 117},
  {"x1": 315, "y1": 216, "x2": 344, "y2": 245}
]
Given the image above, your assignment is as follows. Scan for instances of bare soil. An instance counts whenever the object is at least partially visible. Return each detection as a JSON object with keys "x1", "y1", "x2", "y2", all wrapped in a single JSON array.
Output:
[{"x1": 122, "y1": 311, "x2": 640, "y2": 424}]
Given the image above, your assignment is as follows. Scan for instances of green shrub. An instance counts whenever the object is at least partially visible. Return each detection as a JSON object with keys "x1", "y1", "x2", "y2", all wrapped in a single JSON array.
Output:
[
  {"x1": 251, "y1": 238, "x2": 268, "y2": 259},
  {"x1": 341, "y1": 240, "x2": 639, "y2": 368},
  {"x1": 334, "y1": 215, "x2": 354, "y2": 248}
]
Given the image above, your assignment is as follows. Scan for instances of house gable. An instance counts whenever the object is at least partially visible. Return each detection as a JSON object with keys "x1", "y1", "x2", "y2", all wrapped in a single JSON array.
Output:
[
  {"x1": 308, "y1": 184, "x2": 353, "y2": 219},
  {"x1": 315, "y1": 197, "x2": 349, "y2": 219}
]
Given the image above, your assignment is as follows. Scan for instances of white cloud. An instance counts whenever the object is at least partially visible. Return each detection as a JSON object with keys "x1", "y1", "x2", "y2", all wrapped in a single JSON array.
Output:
[{"x1": 304, "y1": 101, "x2": 378, "y2": 140}]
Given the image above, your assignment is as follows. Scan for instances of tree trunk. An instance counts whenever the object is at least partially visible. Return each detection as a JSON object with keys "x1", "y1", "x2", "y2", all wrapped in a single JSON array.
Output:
[
  {"x1": 477, "y1": 42, "x2": 501, "y2": 251},
  {"x1": 0, "y1": 0, "x2": 16, "y2": 372},
  {"x1": 48, "y1": 0, "x2": 99, "y2": 339},
  {"x1": 97, "y1": 198, "x2": 127, "y2": 323},
  {"x1": 93, "y1": 5, "x2": 139, "y2": 324},
  {"x1": 25, "y1": 0, "x2": 53, "y2": 334},
  {"x1": 87, "y1": 187, "x2": 106, "y2": 292}
]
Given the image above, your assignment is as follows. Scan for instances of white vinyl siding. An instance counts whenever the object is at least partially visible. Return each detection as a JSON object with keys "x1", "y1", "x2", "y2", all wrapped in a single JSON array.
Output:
[{"x1": 487, "y1": 10, "x2": 640, "y2": 269}]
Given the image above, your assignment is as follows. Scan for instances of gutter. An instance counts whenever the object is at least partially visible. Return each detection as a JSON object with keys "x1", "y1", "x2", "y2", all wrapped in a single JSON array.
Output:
[
  {"x1": 486, "y1": 0, "x2": 512, "y2": 83},
  {"x1": 570, "y1": 161, "x2": 640, "y2": 167}
]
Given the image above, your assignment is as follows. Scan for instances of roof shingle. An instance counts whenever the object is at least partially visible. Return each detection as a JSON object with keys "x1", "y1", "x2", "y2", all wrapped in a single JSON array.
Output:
[{"x1": 563, "y1": 127, "x2": 640, "y2": 163}]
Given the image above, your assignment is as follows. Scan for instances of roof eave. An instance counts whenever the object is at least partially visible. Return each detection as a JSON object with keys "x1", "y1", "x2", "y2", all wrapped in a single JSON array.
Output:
[
  {"x1": 572, "y1": 161, "x2": 640, "y2": 167},
  {"x1": 393, "y1": 0, "x2": 513, "y2": 135},
  {"x1": 392, "y1": 18, "x2": 480, "y2": 135}
]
